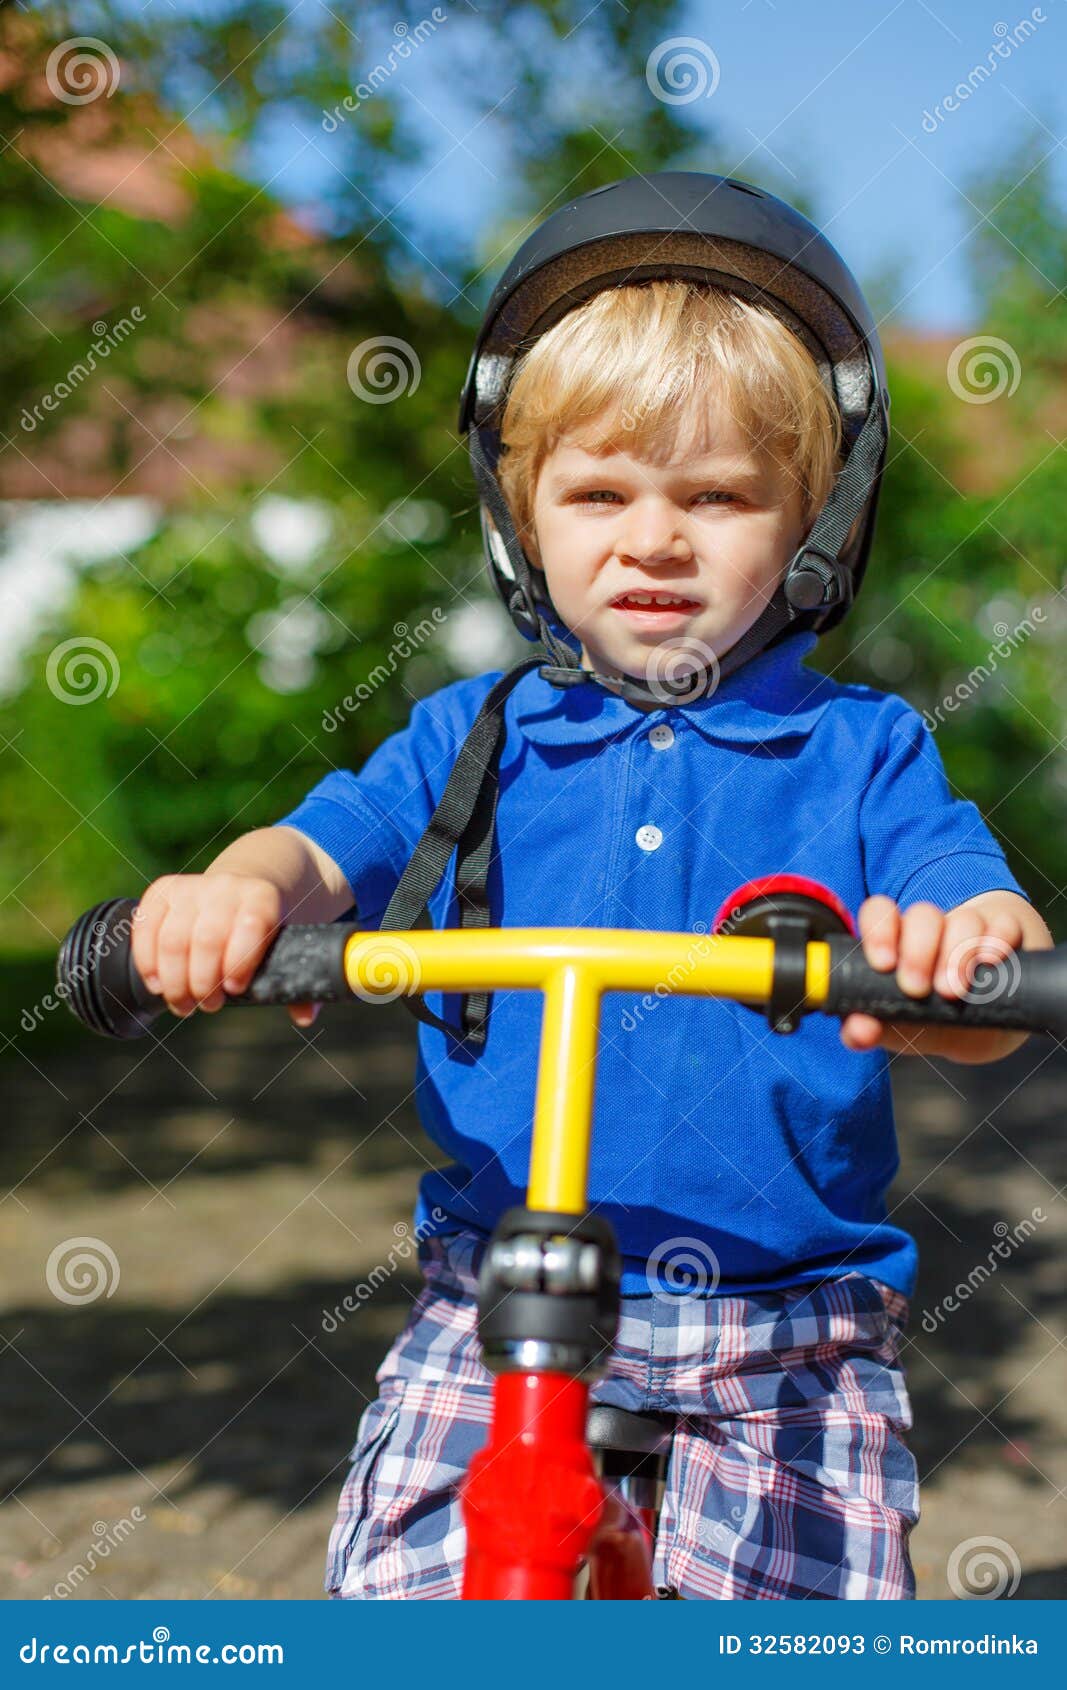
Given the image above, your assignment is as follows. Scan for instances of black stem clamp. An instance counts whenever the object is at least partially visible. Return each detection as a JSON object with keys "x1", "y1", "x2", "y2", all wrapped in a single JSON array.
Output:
[
  {"x1": 714, "y1": 886, "x2": 855, "y2": 1035},
  {"x1": 476, "y1": 1207, "x2": 621, "y2": 1378},
  {"x1": 760, "y1": 911, "x2": 813, "y2": 1034}
]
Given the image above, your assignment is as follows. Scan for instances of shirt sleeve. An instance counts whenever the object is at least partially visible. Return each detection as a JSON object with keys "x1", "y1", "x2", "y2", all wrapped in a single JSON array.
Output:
[
  {"x1": 860, "y1": 702, "x2": 1029, "y2": 911},
  {"x1": 269, "y1": 675, "x2": 497, "y2": 927}
]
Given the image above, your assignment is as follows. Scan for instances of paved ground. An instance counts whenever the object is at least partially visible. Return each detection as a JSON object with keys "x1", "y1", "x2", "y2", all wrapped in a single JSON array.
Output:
[{"x1": 2, "y1": 994, "x2": 1064, "y2": 1600}]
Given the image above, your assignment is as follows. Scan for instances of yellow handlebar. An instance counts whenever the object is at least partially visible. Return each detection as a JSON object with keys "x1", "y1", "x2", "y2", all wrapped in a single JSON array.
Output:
[{"x1": 342, "y1": 929, "x2": 832, "y2": 1215}]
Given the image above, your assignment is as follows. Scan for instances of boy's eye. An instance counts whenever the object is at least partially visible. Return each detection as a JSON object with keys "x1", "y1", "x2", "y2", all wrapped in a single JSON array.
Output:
[{"x1": 568, "y1": 489, "x2": 741, "y2": 506}]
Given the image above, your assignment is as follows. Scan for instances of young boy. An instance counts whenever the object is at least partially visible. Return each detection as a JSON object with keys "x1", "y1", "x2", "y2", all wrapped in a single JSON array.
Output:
[{"x1": 130, "y1": 174, "x2": 1051, "y2": 1600}]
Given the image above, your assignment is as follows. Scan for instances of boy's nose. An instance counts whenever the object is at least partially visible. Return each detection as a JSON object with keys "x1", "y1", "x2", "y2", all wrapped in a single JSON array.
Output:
[{"x1": 614, "y1": 511, "x2": 693, "y2": 566}]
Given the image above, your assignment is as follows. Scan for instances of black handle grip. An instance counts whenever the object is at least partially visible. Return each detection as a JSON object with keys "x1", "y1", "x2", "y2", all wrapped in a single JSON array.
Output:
[
  {"x1": 57, "y1": 899, "x2": 352, "y2": 1040},
  {"x1": 823, "y1": 933, "x2": 1067, "y2": 1039}
]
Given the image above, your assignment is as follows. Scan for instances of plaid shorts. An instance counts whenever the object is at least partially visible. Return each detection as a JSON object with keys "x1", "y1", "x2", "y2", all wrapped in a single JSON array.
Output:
[{"x1": 326, "y1": 1230, "x2": 919, "y2": 1601}]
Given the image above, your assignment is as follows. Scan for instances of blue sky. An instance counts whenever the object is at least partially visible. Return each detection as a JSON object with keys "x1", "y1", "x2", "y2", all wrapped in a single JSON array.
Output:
[
  {"x1": 143, "y1": 0, "x2": 1067, "y2": 331},
  {"x1": 669, "y1": 0, "x2": 1066, "y2": 329}
]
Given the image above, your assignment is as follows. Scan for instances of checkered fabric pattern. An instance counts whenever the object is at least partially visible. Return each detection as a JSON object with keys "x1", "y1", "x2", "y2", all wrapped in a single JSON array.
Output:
[{"x1": 326, "y1": 1231, "x2": 919, "y2": 1600}]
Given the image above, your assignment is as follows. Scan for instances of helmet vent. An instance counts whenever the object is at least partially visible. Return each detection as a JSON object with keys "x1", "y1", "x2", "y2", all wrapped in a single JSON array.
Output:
[{"x1": 726, "y1": 180, "x2": 764, "y2": 198}]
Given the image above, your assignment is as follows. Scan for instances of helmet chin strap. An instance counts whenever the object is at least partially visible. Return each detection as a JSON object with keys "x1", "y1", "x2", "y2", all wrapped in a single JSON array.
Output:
[{"x1": 535, "y1": 590, "x2": 801, "y2": 708}]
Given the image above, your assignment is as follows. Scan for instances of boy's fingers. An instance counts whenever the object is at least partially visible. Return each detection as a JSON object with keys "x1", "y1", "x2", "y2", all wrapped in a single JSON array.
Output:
[
  {"x1": 188, "y1": 899, "x2": 241, "y2": 1006},
  {"x1": 973, "y1": 909, "x2": 1024, "y2": 962},
  {"x1": 896, "y1": 902, "x2": 944, "y2": 996},
  {"x1": 220, "y1": 898, "x2": 282, "y2": 992},
  {"x1": 935, "y1": 906, "x2": 987, "y2": 998},
  {"x1": 154, "y1": 895, "x2": 198, "y2": 1015},
  {"x1": 288, "y1": 1002, "x2": 320, "y2": 1028},
  {"x1": 130, "y1": 895, "x2": 166, "y2": 994},
  {"x1": 985, "y1": 907, "x2": 1024, "y2": 940},
  {"x1": 840, "y1": 1011, "x2": 885, "y2": 1049},
  {"x1": 857, "y1": 895, "x2": 899, "y2": 969}
]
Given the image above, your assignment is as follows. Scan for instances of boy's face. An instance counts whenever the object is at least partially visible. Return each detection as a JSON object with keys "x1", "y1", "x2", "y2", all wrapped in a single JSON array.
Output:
[{"x1": 528, "y1": 396, "x2": 808, "y2": 703}]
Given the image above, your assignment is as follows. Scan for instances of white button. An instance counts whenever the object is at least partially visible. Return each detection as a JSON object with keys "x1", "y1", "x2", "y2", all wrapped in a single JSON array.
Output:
[
  {"x1": 648, "y1": 723, "x2": 675, "y2": 750},
  {"x1": 635, "y1": 824, "x2": 663, "y2": 852}
]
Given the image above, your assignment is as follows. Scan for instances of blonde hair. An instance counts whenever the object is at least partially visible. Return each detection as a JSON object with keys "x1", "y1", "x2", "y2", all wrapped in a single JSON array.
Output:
[{"x1": 497, "y1": 280, "x2": 843, "y2": 558}]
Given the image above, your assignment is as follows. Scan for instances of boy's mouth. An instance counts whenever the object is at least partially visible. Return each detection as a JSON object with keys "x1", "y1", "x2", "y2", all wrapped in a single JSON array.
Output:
[{"x1": 610, "y1": 590, "x2": 702, "y2": 628}]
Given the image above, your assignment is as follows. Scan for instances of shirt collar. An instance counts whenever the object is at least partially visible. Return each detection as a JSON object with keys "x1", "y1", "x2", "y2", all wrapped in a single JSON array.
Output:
[{"x1": 511, "y1": 629, "x2": 832, "y2": 747}]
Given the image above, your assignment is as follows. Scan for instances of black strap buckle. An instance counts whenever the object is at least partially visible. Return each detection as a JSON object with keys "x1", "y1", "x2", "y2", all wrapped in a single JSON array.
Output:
[
  {"x1": 784, "y1": 547, "x2": 852, "y2": 613},
  {"x1": 538, "y1": 662, "x2": 588, "y2": 689}
]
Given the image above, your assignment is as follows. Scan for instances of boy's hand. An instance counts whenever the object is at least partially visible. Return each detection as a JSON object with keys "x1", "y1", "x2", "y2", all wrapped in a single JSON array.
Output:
[
  {"x1": 130, "y1": 873, "x2": 320, "y2": 1029},
  {"x1": 840, "y1": 891, "x2": 1052, "y2": 1064}
]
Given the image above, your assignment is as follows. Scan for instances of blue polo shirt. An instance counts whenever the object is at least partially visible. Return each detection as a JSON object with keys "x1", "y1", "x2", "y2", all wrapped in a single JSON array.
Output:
[{"x1": 273, "y1": 629, "x2": 1027, "y2": 1298}]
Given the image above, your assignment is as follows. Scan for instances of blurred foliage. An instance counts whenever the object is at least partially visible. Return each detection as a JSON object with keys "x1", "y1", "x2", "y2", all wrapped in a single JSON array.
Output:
[
  {"x1": 823, "y1": 123, "x2": 1067, "y2": 928},
  {"x1": 0, "y1": 0, "x2": 1064, "y2": 969}
]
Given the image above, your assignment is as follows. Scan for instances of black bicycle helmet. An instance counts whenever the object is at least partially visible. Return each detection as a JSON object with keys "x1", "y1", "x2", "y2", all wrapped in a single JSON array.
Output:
[
  {"x1": 461, "y1": 170, "x2": 889, "y2": 692},
  {"x1": 377, "y1": 171, "x2": 890, "y2": 1045}
]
